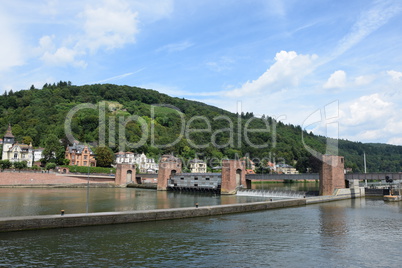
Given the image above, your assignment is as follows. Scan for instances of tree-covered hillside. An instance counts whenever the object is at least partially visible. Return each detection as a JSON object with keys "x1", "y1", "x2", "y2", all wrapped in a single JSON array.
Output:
[{"x1": 1, "y1": 82, "x2": 401, "y2": 172}]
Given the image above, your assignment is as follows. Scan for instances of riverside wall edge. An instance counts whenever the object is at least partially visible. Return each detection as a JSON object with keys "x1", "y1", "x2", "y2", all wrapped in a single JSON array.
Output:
[{"x1": 0, "y1": 199, "x2": 306, "y2": 232}]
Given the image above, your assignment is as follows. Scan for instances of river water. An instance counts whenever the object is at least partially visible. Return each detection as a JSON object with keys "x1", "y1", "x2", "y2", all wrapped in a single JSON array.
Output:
[{"x1": 1, "y1": 185, "x2": 401, "y2": 267}]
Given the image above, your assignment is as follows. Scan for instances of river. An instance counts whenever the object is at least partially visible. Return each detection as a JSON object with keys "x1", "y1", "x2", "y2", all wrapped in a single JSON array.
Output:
[{"x1": 1, "y1": 185, "x2": 401, "y2": 267}]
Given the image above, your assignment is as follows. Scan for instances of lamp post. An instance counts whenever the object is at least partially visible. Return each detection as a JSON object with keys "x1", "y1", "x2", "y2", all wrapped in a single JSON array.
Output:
[
  {"x1": 86, "y1": 154, "x2": 96, "y2": 214},
  {"x1": 86, "y1": 163, "x2": 90, "y2": 214}
]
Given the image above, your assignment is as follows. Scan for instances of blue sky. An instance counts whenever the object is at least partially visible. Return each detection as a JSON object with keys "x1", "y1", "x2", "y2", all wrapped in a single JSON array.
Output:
[{"x1": 1, "y1": 0, "x2": 402, "y2": 145}]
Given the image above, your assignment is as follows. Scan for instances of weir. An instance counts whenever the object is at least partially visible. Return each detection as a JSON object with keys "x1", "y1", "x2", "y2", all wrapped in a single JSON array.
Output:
[{"x1": 236, "y1": 188, "x2": 308, "y2": 199}]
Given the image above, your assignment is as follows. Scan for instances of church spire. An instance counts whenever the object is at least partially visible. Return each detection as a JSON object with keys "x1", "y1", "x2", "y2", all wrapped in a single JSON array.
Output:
[{"x1": 4, "y1": 124, "x2": 14, "y2": 138}]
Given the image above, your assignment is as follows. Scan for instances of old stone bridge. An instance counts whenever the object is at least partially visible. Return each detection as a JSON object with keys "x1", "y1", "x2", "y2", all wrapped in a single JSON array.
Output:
[{"x1": 116, "y1": 155, "x2": 364, "y2": 196}]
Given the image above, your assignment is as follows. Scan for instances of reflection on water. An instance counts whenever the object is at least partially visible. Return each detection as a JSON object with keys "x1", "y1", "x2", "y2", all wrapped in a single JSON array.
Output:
[
  {"x1": 0, "y1": 187, "x2": 273, "y2": 217},
  {"x1": 1, "y1": 198, "x2": 401, "y2": 267}
]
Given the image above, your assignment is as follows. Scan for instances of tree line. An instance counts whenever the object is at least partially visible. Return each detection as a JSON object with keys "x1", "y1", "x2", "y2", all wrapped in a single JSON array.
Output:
[{"x1": 1, "y1": 82, "x2": 401, "y2": 172}]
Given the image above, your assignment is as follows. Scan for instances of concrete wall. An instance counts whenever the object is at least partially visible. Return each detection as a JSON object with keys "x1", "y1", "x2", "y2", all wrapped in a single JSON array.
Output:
[
  {"x1": 0, "y1": 171, "x2": 115, "y2": 186},
  {"x1": 0, "y1": 199, "x2": 305, "y2": 232}
]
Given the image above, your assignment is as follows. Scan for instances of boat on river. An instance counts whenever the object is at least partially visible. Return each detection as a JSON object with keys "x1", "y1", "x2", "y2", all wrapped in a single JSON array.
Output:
[
  {"x1": 383, "y1": 183, "x2": 402, "y2": 202},
  {"x1": 383, "y1": 194, "x2": 402, "y2": 202}
]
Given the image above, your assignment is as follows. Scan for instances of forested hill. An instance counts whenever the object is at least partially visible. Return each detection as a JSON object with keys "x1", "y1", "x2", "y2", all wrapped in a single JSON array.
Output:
[{"x1": 1, "y1": 82, "x2": 401, "y2": 173}]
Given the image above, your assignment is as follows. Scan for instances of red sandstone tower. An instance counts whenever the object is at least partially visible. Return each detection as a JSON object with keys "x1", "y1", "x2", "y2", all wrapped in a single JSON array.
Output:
[
  {"x1": 115, "y1": 163, "x2": 136, "y2": 187},
  {"x1": 319, "y1": 155, "x2": 345, "y2": 195},
  {"x1": 220, "y1": 159, "x2": 246, "y2": 195},
  {"x1": 157, "y1": 154, "x2": 182, "y2": 191}
]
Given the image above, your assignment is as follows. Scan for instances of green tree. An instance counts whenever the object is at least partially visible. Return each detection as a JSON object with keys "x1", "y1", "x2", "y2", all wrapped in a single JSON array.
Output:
[
  {"x1": 13, "y1": 161, "x2": 27, "y2": 172},
  {"x1": 22, "y1": 136, "x2": 33, "y2": 145},
  {"x1": 31, "y1": 165, "x2": 40, "y2": 171},
  {"x1": 95, "y1": 146, "x2": 115, "y2": 167},
  {"x1": 0, "y1": 160, "x2": 12, "y2": 171},
  {"x1": 45, "y1": 162, "x2": 56, "y2": 170},
  {"x1": 42, "y1": 134, "x2": 65, "y2": 165}
]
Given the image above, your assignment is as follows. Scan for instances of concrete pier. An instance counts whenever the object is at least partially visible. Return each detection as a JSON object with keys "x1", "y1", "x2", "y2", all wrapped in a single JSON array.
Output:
[{"x1": 1, "y1": 199, "x2": 305, "y2": 232}]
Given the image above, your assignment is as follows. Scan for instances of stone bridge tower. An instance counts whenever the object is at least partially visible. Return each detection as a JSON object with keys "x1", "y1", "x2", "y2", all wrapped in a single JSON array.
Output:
[
  {"x1": 157, "y1": 154, "x2": 182, "y2": 191},
  {"x1": 319, "y1": 155, "x2": 345, "y2": 195},
  {"x1": 115, "y1": 163, "x2": 136, "y2": 187},
  {"x1": 221, "y1": 159, "x2": 246, "y2": 195}
]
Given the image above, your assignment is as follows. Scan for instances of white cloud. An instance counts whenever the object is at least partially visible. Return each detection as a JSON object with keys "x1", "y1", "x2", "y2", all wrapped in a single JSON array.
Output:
[
  {"x1": 324, "y1": 70, "x2": 347, "y2": 89},
  {"x1": 334, "y1": 0, "x2": 402, "y2": 57},
  {"x1": 387, "y1": 137, "x2": 402, "y2": 145},
  {"x1": 336, "y1": 93, "x2": 402, "y2": 143},
  {"x1": 354, "y1": 75, "x2": 375, "y2": 86},
  {"x1": 387, "y1": 70, "x2": 402, "y2": 81},
  {"x1": 41, "y1": 47, "x2": 87, "y2": 68},
  {"x1": 156, "y1": 41, "x2": 194, "y2": 53},
  {"x1": 33, "y1": 0, "x2": 141, "y2": 67},
  {"x1": 341, "y1": 93, "x2": 392, "y2": 126},
  {"x1": 79, "y1": 0, "x2": 140, "y2": 53},
  {"x1": 38, "y1": 35, "x2": 56, "y2": 52},
  {"x1": 225, "y1": 51, "x2": 317, "y2": 97}
]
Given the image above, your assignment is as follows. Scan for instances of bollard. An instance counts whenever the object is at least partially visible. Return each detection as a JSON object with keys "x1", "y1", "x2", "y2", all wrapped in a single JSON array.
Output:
[
  {"x1": 61, "y1": 210, "x2": 65, "y2": 216},
  {"x1": 195, "y1": 203, "x2": 199, "y2": 208}
]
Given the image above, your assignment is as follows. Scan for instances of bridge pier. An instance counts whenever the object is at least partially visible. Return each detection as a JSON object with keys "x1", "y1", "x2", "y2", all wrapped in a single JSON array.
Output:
[
  {"x1": 220, "y1": 159, "x2": 246, "y2": 195},
  {"x1": 157, "y1": 154, "x2": 182, "y2": 191},
  {"x1": 319, "y1": 155, "x2": 345, "y2": 195},
  {"x1": 115, "y1": 164, "x2": 136, "y2": 187}
]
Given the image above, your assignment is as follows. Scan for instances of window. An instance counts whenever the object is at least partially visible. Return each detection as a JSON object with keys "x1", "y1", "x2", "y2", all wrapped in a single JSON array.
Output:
[
  {"x1": 84, "y1": 161, "x2": 87, "y2": 166},
  {"x1": 194, "y1": 184, "x2": 198, "y2": 187},
  {"x1": 194, "y1": 177, "x2": 198, "y2": 180},
  {"x1": 84, "y1": 155, "x2": 88, "y2": 160},
  {"x1": 206, "y1": 178, "x2": 210, "y2": 181}
]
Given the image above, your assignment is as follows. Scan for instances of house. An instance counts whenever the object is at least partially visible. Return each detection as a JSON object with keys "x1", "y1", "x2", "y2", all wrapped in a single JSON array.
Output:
[
  {"x1": 2, "y1": 124, "x2": 34, "y2": 167},
  {"x1": 245, "y1": 169, "x2": 255, "y2": 174},
  {"x1": 240, "y1": 157, "x2": 256, "y2": 171},
  {"x1": 276, "y1": 163, "x2": 299, "y2": 174},
  {"x1": 189, "y1": 159, "x2": 207, "y2": 173},
  {"x1": 65, "y1": 143, "x2": 96, "y2": 167},
  {"x1": 115, "y1": 152, "x2": 158, "y2": 173},
  {"x1": 33, "y1": 148, "x2": 45, "y2": 162}
]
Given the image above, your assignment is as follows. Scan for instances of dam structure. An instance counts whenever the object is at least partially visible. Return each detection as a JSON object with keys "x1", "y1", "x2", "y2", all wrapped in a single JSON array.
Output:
[{"x1": 0, "y1": 154, "x2": 366, "y2": 232}]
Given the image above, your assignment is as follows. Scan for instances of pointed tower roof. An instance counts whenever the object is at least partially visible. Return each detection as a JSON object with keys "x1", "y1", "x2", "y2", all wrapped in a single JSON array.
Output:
[{"x1": 4, "y1": 124, "x2": 14, "y2": 138}]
